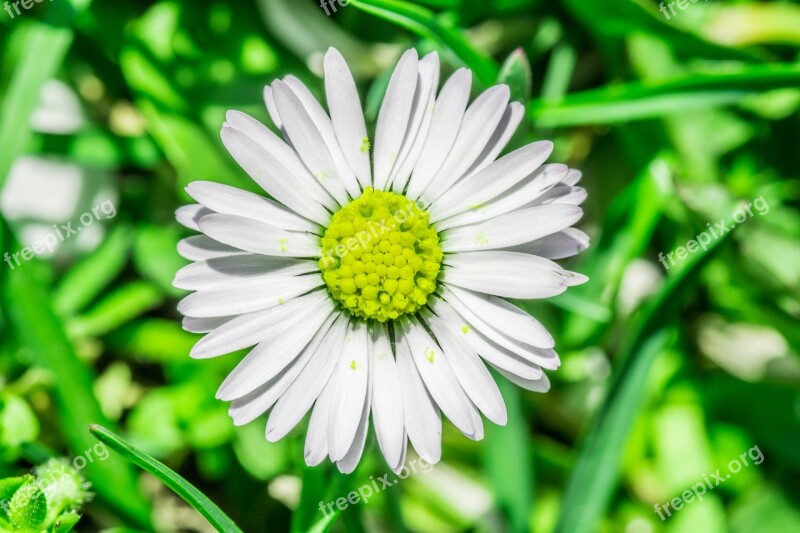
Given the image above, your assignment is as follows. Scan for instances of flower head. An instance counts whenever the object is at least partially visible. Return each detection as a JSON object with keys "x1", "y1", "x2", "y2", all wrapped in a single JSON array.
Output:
[{"x1": 174, "y1": 48, "x2": 588, "y2": 473}]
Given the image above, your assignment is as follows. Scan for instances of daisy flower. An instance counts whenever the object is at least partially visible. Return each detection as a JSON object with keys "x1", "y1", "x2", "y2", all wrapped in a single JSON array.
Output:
[{"x1": 174, "y1": 48, "x2": 588, "y2": 474}]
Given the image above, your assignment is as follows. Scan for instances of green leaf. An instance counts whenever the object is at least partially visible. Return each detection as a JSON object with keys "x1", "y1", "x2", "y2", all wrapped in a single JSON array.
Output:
[
  {"x1": 9, "y1": 482, "x2": 47, "y2": 529},
  {"x1": 89, "y1": 425, "x2": 244, "y2": 533},
  {"x1": 529, "y1": 64, "x2": 800, "y2": 126},
  {"x1": 52, "y1": 225, "x2": 133, "y2": 316},
  {"x1": 497, "y1": 48, "x2": 532, "y2": 152},
  {"x1": 0, "y1": 476, "x2": 29, "y2": 523},
  {"x1": 555, "y1": 229, "x2": 733, "y2": 533},
  {"x1": 0, "y1": 394, "x2": 40, "y2": 451},
  {"x1": 498, "y1": 48, "x2": 532, "y2": 102},
  {"x1": 348, "y1": 0, "x2": 499, "y2": 86},
  {"x1": 51, "y1": 511, "x2": 82, "y2": 533}
]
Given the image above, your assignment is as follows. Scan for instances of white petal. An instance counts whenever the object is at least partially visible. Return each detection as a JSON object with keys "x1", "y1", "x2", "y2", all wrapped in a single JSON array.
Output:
[
  {"x1": 216, "y1": 298, "x2": 335, "y2": 400},
  {"x1": 444, "y1": 287, "x2": 560, "y2": 368},
  {"x1": 563, "y1": 169, "x2": 582, "y2": 186},
  {"x1": 429, "y1": 297, "x2": 553, "y2": 377},
  {"x1": 401, "y1": 317, "x2": 481, "y2": 440},
  {"x1": 186, "y1": 180, "x2": 319, "y2": 233},
  {"x1": 564, "y1": 271, "x2": 589, "y2": 286},
  {"x1": 435, "y1": 163, "x2": 567, "y2": 231},
  {"x1": 389, "y1": 438, "x2": 408, "y2": 475},
  {"x1": 396, "y1": 330, "x2": 441, "y2": 464},
  {"x1": 494, "y1": 366, "x2": 551, "y2": 393},
  {"x1": 426, "y1": 312, "x2": 507, "y2": 425},
  {"x1": 176, "y1": 204, "x2": 212, "y2": 231},
  {"x1": 460, "y1": 102, "x2": 524, "y2": 179},
  {"x1": 227, "y1": 312, "x2": 338, "y2": 425},
  {"x1": 225, "y1": 110, "x2": 336, "y2": 212},
  {"x1": 177, "y1": 273, "x2": 324, "y2": 317},
  {"x1": 373, "y1": 49, "x2": 419, "y2": 191},
  {"x1": 220, "y1": 125, "x2": 331, "y2": 224},
  {"x1": 336, "y1": 353, "x2": 372, "y2": 474},
  {"x1": 440, "y1": 204, "x2": 583, "y2": 253},
  {"x1": 324, "y1": 47, "x2": 371, "y2": 189},
  {"x1": 190, "y1": 290, "x2": 328, "y2": 358},
  {"x1": 263, "y1": 85, "x2": 285, "y2": 138},
  {"x1": 443, "y1": 251, "x2": 568, "y2": 299},
  {"x1": 387, "y1": 52, "x2": 440, "y2": 192},
  {"x1": 439, "y1": 287, "x2": 558, "y2": 368},
  {"x1": 369, "y1": 324, "x2": 405, "y2": 470},
  {"x1": 182, "y1": 315, "x2": 233, "y2": 334},
  {"x1": 267, "y1": 313, "x2": 349, "y2": 442},
  {"x1": 174, "y1": 254, "x2": 317, "y2": 291},
  {"x1": 198, "y1": 213, "x2": 320, "y2": 258},
  {"x1": 430, "y1": 140, "x2": 553, "y2": 222},
  {"x1": 283, "y1": 75, "x2": 361, "y2": 198},
  {"x1": 177, "y1": 236, "x2": 245, "y2": 261},
  {"x1": 270, "y1": 81, "x2": 352, "y2": 205},
  {"x1": 422, "y1": 85, "x2": 511, "y2": 202},
  {"x1": 328, "y1": 321, "x2": 369, "y2": 461},
  {"x1": 444, "y1": 285, "x2": 554, "y2": 349},
  {"x1": 405, "y1": 68, "x2": 471, "y2": 200},
  {"x1": 530, "y1": 184, "x2": 587, "y2": 206},
  {"x1": 305, "y1": 379, "x2": 334, "y2": 466},
  {"x1": 506, "y1": 228, "x2": 590, "y2": 259}
]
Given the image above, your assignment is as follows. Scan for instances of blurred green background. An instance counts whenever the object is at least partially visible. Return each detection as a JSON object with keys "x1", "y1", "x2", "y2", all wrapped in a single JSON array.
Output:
[{"x1": 1, "y1": 0, "x2": 799, "y2": 531}]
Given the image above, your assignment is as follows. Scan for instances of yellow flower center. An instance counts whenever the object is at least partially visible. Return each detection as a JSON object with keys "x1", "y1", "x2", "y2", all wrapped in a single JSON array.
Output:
[{"x1": 319, "y1": 188, "x2": 442, "y2": 322}]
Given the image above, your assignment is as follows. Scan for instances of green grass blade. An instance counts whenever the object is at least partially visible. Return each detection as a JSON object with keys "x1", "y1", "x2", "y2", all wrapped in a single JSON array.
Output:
[
  {"x1": 0, "y1": 221, "x2": 151, "y2": 529},
  {"x1": 67, "y1": 281, "x2": 164, "y2": 338},
  {"x1": 52, "y1": 225, "x2": 133, "y2": 316},
  {"x1": 530, "y1": 64, "x2": 800, "y2": 126},
  {"x1": 563, "y1": 0, "x2": 762, "y2": 62},
  {"x1": 555, "y1": 229, "x2": 733, "y2": 533},
  {"x1": 89, "y1": 425, "x2": 244, "y2": 533},
  {"x1": 484, "y1": 379, "x2": 533, "y2": 533},
  {"x1": 0, "y1": 0, "x2": 92, "y2": 191},
  {"x1": 348, "y1": 0, "x2": 499, "y2": 86}
]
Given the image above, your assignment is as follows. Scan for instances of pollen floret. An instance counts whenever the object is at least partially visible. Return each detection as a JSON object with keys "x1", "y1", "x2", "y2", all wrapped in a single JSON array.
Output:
[{"x1": 319, "y1": 188, "x2": 442, "y2": 322}]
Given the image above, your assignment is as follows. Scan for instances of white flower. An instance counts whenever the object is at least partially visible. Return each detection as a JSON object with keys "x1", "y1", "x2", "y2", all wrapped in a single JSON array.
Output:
[{"x1": 174, "y1": 48, "x2": 589, "y2": 474}]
